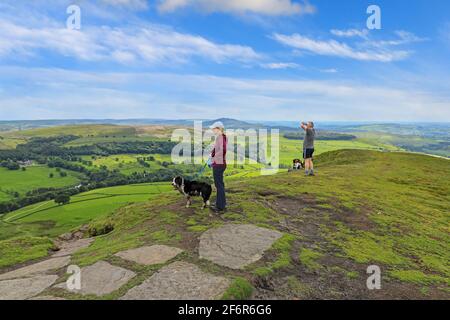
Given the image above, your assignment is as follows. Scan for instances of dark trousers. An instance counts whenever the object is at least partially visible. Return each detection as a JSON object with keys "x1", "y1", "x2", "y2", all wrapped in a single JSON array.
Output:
[{"x1": 213, "y1": 166, "x2": 226, "y2": 210}]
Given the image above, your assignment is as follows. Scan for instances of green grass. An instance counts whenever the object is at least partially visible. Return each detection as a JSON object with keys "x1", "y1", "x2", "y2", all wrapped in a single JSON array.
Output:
[
  {"x1": 0, "y1": 183, "x2": 172, "y2": 240},
  {"x1": 243, "y1": 150, "x2": 449, "y2": 287},
  {"x1": 299, "y1": 248, "x2": 324, "y2": 271},
  {"x1": 252, "y1": 233, "x2": 296, "y2": 276},
  {"x1": 0, "y1": 236, "x2": 55, "y2": 269},
  {"x1": 3, "y1": 124, "x2": 137, "y2": 139},
  {"x1": 389, "y1": 270, "x2": 448, "y2": 285},
  {"x1": 278, "y1": 136, "x2": 401, "y2": 165},
  {"x1": 78, "y1": 154, "x2": 175, "y2": 176},
  {"x1": 1, "y1": 148, "x2": 448, "y2": 296},
  {"x1": 221, "y1": 277, "x2": 254, "y2": 300},
  {"x1": 0, "y1": 136, "x2": 27, "y2": 149},
  {"x1": 0, "y1": 166, "x2": 82, "y2": 201}
]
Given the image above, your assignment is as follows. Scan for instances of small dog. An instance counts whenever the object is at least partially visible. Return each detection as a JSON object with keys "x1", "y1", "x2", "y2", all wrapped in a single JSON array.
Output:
[
  {"x1": 293, "y1": 159, "x2": 304, "y2": 170},
  {"x1": 172, "y1": 176, "x2": 212, "y2": 209}
]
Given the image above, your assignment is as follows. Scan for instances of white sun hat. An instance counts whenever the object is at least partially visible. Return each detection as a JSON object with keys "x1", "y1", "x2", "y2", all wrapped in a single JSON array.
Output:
[{"x1": 209, "y1": 121, "x2": 225, "y2": 130}]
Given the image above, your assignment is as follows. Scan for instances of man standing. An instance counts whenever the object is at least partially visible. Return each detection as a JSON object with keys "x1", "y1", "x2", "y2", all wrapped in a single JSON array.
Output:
[{"x1": 301, "y1": 122, "x2": 316, "y2": 176}]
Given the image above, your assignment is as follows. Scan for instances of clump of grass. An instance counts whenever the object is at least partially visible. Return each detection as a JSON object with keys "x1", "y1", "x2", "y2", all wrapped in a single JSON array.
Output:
[
  {"x1": 88, "y1": 221, "x2": 114, "y2": 237},
  {"x1": 271, "y1": 234, "x2": 296, "y2": 270},
  {"x1": 327, "y1": 222, "x2": 410, "y2": 266},
  {"x1": 346, "y1": 271, "x2": 360, "y2": 279},
  {"x1": 0, "y1": 236, "x2": 55, "y2": 269},
  {"x1": 299, "y1": 247, "x2": 323, "y2": 271},
  {"x1": 253, "y1": 266, "x2": 273, "y2": 277},
  {"x1": 286, "y1": 276, "x2": 312, "y2": 297},
  {"x1": 187, "y1": 225, "x2": 210, "y2": 233},
  {"x1": 159, "y1": 211, "x2": 179, "y2": 224},
  {"x1": 222, "y1": 277, "x2": 254, "y2": 300},
  {"x1": 150, "y1": 230, "x2": 172, "y2": 242},
  {"x1": 389, "y1": 269, "x2": 448, "y2": 285},
  {"x1": 252, "y1": 233, "x2": 295, "y2": 276}
]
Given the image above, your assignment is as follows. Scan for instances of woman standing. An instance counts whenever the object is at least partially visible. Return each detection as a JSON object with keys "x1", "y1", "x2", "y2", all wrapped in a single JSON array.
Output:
[{"x1": 209, "y1": 121, "x2": 227, "y2": 214}]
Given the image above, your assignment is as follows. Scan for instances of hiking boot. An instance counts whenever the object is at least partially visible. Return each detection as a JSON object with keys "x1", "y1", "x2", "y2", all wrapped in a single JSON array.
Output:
[{"x1": 210, "y1": 206, "x2": 226, "y2": 214}]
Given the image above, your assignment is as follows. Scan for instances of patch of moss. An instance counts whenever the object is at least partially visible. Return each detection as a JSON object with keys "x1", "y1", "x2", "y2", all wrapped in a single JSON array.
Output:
[
  {"x1": 187, "y1": 225, "x2": 210, "y2": 233},
  {"x1": 271, "y1": 234, "x2": 296, "y2": 270},
  {"x1": 389, "y1": 269, "x2": 448, "y2": 285},
  {"x1": 327, "y1": 223, "x2": 410, "y2": 266},
  {"x1": 222, "y1": 277, "x2": 254, "y2": 300},
  {"x1": 253, "y1": 266, "x2": 273, "y2": 277},
  {"x1": 252, "y1": 233, "x2": 295, "y2": 276},
  {"x1": 346, "y1": 271, "x2": 360, "y2": 279},
  {"x1": 286, "y1": 276, "x2": 312, "y2": 297},
  {"x1": 0, "y1": 236, "x2": 55, "y2": 269},
  {"x1": 299, "y1": 248, "x2": 324, "y2": 271},
  {"x1": 159, "y1": 210, "x2": 179, "y2": 224}
]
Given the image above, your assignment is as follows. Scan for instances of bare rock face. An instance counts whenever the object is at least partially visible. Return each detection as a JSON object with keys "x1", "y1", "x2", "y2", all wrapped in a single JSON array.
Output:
[
  {"x1": 120, "y1": 261, "x2": 230, "y2": 300},
  {"x1": 55, "y1": 261, "x2": 135, "y2": 296},
  {"x1": 52, "y1": 238, "x2": 94, "y2": 258},
  {"x1": 199, "y1": 224, "x2": 283, "y2": 269},
  {"x1": 0, "y1": 256, "x2": 71, "y2": 281},
  {"x1": 115, "y1": 245, "x2": 183, "y2": 265},
  {"x1": 0, "y1": 275, "x2": 58, "y2": 300}
]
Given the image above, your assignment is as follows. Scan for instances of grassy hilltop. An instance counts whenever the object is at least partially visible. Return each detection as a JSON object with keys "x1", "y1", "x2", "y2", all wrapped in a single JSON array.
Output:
[{"x1": 1, "y1": 149, "x2": 448, "y2": 299}]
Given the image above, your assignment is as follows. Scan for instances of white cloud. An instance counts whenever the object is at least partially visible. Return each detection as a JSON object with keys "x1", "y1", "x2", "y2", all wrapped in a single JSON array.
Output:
[
  {"x1": 369, "y1": 30, "x2": 427, "y2": 47},
  {"x1": 331, "y1": 29, "x2": 369, "y2": 39},
  {"x1": 0, "y1": 20, "x2": 260, "y2": 65},
  {"x1": 261, "y1": 62, "x2": 300, "y2": 69},
  {"x1": 320, "y1": 68, "x2": 338, "y2": 73},
  {"x1": 157, "y1": 0, "x2": 316, "y2": 16},
  {"x1": 101, "y1": 0, "x2": 149, "y2": 10},
  {"x1": 272, "y1": 33, "x2": 410, "y2": 62},
  {"x1": 1, "y1": 67, "x2": 448, "y2": 121}
]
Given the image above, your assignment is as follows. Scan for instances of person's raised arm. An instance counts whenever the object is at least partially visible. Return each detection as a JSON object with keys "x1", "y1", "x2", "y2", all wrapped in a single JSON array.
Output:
[{"x1": 300, "y1": 122, "x2": 307, "y2": 131}]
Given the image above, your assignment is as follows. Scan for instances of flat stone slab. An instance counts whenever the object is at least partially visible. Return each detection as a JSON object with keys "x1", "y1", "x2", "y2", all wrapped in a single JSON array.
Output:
[
  {"x1": 55, "y1": 261, "x2": 135, "y2": 296},
  {"x1": 115, "y1": 245, "x2": 183, "y2": 265},
  {"x1": 0, "y1": 275, "x2": 58, "y2": 300},
  {"x1": 29, "y1": 295, "x2": 66, "y2": 300},
  {"x1": 120, "y1": 261, "x2": 230, "y2": 300},
  {"x1": 52, "y1": 238, "x2": 94, "y2": 257},
  {"x1": 199, "y1": 224, "x2": 283, "y2": 269},
  {"x1": 0, "y1": 256, "x2": 71, "y2": 281}
]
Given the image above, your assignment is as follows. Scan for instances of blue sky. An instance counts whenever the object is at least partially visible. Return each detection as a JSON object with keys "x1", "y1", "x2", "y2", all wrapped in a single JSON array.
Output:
[{"x1": 0, "y1": 0, "x2": 449, "y2": 121}]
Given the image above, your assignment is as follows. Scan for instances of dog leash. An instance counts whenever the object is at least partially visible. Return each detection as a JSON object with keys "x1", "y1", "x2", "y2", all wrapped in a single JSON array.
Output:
[{"x1": 194, "y1": 157, "x2": 212, "y2": 179}]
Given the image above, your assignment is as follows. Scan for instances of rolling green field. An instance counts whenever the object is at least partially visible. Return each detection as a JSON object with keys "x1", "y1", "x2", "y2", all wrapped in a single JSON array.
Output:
[
  {"x1": 79, "y1": 154, "x2": 175, "y2": 175},
  {"x1": 0, "y1": 136, "x2": 27, "y2": 149},
  {"x1": 278, "y1": 136, "x2": 402, "y2": 164},
  {"x1": 3, "y1": 124, "x2": 137, "y2": 139},
  {"x1": 0, "y1": 166, "x2": 82, "y2": 201},
  {"x1": 0, "y1": 183, "x2": 172, "y2": 240}
]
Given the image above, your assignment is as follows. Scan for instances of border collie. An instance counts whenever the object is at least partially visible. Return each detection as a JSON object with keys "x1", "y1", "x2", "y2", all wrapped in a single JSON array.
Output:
[
  {"x1": 172, "y1": 176, "x2": 212, "y2": 209},
  {"x1": 293, "y1": 159, "x2": 304, "y2": 170}
]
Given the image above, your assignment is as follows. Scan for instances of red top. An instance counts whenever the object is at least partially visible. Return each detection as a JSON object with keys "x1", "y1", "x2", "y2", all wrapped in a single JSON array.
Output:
[{"x1": 211, "y1": 134, "x2": 227, "y2": 168}]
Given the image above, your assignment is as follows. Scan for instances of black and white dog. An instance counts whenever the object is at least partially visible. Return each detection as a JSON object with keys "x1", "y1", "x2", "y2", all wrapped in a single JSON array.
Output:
[
  {"x1": 172, "y1": 176, "x2": 212, "y2": 209},
  {"x1": 293, "y1": 159, "x2": 304, "y2": 170}
]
